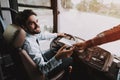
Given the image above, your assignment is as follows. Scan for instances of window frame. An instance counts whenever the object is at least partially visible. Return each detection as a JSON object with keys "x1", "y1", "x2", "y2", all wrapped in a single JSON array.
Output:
[{"x1": 9, "y1": 0, "x2": 58, "y2": 32}]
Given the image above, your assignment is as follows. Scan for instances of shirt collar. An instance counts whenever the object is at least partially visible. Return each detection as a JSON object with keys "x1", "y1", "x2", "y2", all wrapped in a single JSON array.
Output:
[{"x1": 26, "y1": 33, "x2": 40, "y2": 40}]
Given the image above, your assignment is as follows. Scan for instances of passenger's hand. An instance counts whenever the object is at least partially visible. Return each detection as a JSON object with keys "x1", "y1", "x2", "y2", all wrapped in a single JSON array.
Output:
[
  {"x1": 55, "y1": 45, "x2": 75, "y2": 60},
  {"x1": 57, "y1": 33, "x2": 66, "y2": 37},
  {"x1": 73, "y1": 42, "x2": 87, "y2": 51}
]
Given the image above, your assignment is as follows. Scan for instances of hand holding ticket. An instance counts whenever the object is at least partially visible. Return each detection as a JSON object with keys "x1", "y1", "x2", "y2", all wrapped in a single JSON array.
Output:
[{"x1": 58, "y1": 38, "x2": 76, "y2": 46}]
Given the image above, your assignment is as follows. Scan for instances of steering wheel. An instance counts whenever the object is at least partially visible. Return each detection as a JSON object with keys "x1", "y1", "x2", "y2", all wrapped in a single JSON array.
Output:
[
  {"x1": 50, "y1": 33, "x2": 76, "y2": 52},
  {"x1": 50, "y1": 33, "x2": 85, "y2": 51}
]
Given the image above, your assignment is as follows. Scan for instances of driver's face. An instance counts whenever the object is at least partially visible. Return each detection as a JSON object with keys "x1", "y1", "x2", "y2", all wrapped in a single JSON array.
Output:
[{"x1": 26, "y1": 15, "x2": 41, "y2": 34}]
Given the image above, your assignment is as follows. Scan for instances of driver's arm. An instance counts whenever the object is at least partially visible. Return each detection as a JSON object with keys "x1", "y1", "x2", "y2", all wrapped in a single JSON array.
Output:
[{"x1": 38, "y1": 32, "x2": 66, "y2": 40}]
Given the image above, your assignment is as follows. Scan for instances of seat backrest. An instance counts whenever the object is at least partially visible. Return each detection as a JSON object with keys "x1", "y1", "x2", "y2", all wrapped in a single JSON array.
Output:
[
  {"x1": 3, "y1": 24, "x2": 45, "y2": 80},
  {"x1": 19, "y1": 49, "x2": 45, "y2": 80}
]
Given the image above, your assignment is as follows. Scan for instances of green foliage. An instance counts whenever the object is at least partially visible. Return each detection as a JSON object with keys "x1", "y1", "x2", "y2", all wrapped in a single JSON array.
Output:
[
  {"x1": 61, "y1": 0, "x2": 73, "y2": 9},
  {"x1": 75, "y1": 0, "x2": 120, "y2": 19}
]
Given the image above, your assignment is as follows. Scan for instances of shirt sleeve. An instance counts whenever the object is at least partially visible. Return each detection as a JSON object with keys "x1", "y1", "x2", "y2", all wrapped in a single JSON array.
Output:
[
  {"x1": 23, "y1": 40, "x2": 62, "y2": 75},
  {"x1": 38, "y1": 32, "x2": 57, "y2": 40}
]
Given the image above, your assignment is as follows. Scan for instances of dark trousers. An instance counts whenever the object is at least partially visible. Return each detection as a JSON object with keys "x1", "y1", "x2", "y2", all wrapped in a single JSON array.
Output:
[{"x1": 43, "y1": 49, "x2": 73, "y2": 79}]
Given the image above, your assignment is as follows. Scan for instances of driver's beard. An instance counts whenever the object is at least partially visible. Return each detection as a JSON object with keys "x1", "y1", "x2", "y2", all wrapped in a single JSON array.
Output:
[{"x1": 27, "y1": 30, "x2": 41, "y2": 35}]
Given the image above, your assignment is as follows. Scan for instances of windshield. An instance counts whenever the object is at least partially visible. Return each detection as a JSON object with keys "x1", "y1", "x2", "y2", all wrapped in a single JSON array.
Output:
[{"x1": 58, "y1": 0, "x2": 120, "y2": 57}]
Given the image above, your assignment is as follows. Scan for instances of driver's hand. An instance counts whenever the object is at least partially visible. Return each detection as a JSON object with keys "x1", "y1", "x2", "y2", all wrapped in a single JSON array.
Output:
[
  {"x1": 57, "y1": 33, "x2": 66, "y2": 37},
  {"x1": 55, "y1": 45, "x2": 75, "y2": 60}
]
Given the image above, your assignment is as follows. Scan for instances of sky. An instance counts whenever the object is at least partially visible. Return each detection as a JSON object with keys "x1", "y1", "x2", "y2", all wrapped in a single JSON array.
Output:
[
  {"x1": 71, "y1": 0, "x2": 120, "y2": 5},
  {"x1": 103, "y1": 0, "x2": 120, "y2": 4}
]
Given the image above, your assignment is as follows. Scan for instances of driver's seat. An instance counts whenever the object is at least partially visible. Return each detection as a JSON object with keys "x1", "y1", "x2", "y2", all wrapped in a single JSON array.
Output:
[{"x1": 3, "y1": 24, "x2": 65, "y2": 80}]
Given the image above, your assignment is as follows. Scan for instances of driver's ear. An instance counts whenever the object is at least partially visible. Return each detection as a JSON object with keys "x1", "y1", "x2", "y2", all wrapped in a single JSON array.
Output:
[{"x1": 21, "y1": 25, "x2": 27, "y2": 31}]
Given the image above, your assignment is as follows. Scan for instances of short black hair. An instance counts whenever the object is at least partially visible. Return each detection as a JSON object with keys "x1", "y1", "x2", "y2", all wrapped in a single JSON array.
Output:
[{"x1": 15, "y1": 9, "x2": 37, "y2": 27}]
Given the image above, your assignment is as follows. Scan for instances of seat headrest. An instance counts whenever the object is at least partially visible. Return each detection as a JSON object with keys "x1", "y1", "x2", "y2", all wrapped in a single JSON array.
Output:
[{"x1": 3, "y1": 24, "x2": 26, "y2": 48}]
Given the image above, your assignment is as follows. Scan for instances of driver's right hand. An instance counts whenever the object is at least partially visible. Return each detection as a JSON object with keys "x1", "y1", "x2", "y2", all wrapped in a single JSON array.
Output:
[{"x1": 55, "y1": 45, "x2": 75, "y2": 60}]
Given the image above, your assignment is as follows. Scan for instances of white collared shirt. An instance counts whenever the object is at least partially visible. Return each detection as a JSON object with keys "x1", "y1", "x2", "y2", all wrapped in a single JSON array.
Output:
[{"x1": 23, "y1": 32, "x2": 62, "y2": 75}]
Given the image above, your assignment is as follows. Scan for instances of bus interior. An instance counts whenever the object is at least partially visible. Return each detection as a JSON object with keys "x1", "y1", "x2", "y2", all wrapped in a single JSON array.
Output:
[{"x1": 0, "y1": 0, "x2": 120, "y2": 80}]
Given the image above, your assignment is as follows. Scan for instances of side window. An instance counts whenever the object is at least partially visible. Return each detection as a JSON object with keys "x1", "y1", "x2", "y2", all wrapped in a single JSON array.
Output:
[
  {"x1": 0, "y1": 16, "x2": 5, "y2": 34},
  {"x1": 17, "y1": 0, "x2": 55, "y2": 32},
  {"x1": 18, "y1": 0, "x2": 51, "y2": 7}
]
